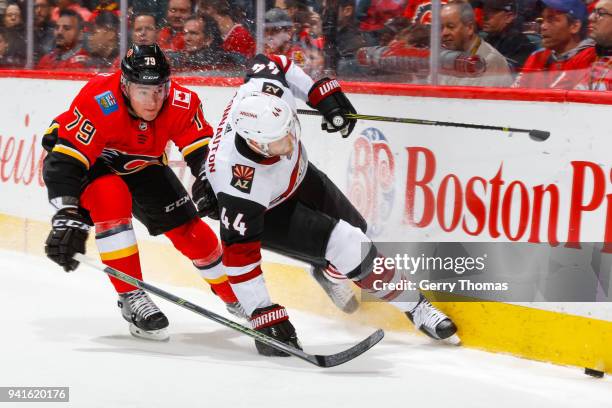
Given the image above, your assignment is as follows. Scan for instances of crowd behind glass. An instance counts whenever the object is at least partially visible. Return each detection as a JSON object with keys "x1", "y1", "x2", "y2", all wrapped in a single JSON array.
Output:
[{"x1": 0, "y1": 0, "x2": 610, "y2": 90}]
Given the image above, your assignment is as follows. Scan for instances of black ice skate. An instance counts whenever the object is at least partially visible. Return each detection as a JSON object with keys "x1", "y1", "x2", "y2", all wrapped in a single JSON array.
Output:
[
  {"x1": 118, "y1": 289, "x2": 169, "y2": 341},
  {"x1": 406, "y1": 294, "x2": 459, "y2": 344},
  {"x1": 310, "y1": 266, "x2": 359, "y2": 314}
]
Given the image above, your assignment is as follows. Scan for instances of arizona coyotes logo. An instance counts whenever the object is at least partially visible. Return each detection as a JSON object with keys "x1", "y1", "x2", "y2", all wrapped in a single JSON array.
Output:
[
  {"x1": 231, "y1": 164, "x2": 255, "y2": 193},
  {"x1": 100, "y1": 149, "x2": 164, "y2": 175}
]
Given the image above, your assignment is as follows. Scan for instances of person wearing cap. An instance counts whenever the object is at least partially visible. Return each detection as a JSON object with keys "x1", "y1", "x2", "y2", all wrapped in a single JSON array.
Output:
[
  {"x1": 264, "y1": 7, "x2": 295, "y2": 55},
  {"x1": 439, "y1": 1, "x2": 513, "y2": 86},
  {"x1": 327, "y1": 0, "x2": 369, "y2": 75},
  {"x1": 513, "y1": 0, "x2": 596, "y2": 88},
  {"x1": 575, "y1": 0, "x2": 612, "y2": 90},
  {"x1": 480, "y1": 0, "x2": 539, "y2": 72},
  {"x1": 87, "y1": 11, "x2": 120, "y2": 70}
]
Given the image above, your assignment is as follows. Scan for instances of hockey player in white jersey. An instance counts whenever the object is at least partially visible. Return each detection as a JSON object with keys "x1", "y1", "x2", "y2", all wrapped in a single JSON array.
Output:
[{"x1": 193, "y1": 54, "x2": 458, "y2": 356}]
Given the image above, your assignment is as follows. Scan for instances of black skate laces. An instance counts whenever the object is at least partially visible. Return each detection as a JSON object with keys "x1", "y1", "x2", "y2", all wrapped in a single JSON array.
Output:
[{"x1": 126, "y1": 290, "x2": 161, "y2": 319}]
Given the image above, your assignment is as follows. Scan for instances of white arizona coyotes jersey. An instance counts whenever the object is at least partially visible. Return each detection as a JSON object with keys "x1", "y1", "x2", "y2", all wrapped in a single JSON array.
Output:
[{"x1": 205, "y1": 54, "x2": 315, "y2": 314}]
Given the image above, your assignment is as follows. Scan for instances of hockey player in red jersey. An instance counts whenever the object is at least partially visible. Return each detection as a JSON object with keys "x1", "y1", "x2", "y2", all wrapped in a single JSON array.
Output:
[
  {"x1": 42, "y1": 44, "x2": 243, "y2": 341},
  {"x1": 195, "y1": 54, "x2": 459, "y2": 356}
]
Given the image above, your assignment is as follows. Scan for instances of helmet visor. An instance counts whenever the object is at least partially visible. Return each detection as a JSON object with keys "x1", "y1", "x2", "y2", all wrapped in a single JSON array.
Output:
[{"x1": 125, "y1": 81, "x2": 170, "y2": 105}]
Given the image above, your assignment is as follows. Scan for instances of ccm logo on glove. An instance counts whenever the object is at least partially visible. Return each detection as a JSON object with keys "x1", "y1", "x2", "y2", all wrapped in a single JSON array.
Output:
[{"x1": 51, "y1": 218, "x2": 90, "y2": 231}]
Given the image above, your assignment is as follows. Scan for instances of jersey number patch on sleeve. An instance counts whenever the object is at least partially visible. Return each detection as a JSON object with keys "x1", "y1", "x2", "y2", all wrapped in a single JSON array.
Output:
[
  {"x1": 66, "y1": 107, "x2": 96, "y2": 145},
  {"x1": 251, "y1": 61, "x2": 280, "y2": 75},
  {"x1": 220, "y1": 207, "x2": 247, "y2": 236}
]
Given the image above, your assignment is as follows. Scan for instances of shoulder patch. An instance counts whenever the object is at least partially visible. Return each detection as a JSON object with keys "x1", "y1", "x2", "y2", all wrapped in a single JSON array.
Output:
[
  {"x1": 95, "y1": 91, "x2": 119, "y2": 115},
  {"x1": 262, "y1": 82, "x2": 284, "y2": 97},
  {"x1": 172, "y1": 89, "x2": 192, "y2": 109},
  {"x1": 231, "y1": 164, "x2": 255, "y2": 193}
]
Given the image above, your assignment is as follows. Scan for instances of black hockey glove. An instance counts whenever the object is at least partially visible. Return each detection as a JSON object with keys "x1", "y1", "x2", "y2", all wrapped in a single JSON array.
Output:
[
  {"x1": 307, "y1": 77, "x2": 357, "y2": 138},
  {"x1": 250, "y1": 304, "x2": 302, "y2": 357},
  {"x1": 192, "y1": 168, "x2": 219, "y2": 220},
  {"x1": 45, "y1": 208, "x2": 91, "y2": 272}
]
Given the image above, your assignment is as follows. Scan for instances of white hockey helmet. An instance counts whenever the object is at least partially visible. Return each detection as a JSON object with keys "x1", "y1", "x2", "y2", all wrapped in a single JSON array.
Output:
[{"x1": 232, "y1": 91, "x2": 300, "y2": 157}]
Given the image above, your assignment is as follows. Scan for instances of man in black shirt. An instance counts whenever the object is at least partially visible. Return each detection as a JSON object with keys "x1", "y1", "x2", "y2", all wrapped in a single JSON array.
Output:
[{"x1": 480, "y1": 0, "x2": 540, "y2": 73}]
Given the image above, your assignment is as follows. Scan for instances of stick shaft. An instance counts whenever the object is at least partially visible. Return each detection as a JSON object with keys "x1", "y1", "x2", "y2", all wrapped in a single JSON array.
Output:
[
  {"x1": 74, "y1": 253, "x2": 320, "y2": 364},
  {"x1": 73, "y1": 253, "x2": 383, "y2": 367},
  {"x1": 296, "y1": 109, "x2": 531, "y2": 134}
]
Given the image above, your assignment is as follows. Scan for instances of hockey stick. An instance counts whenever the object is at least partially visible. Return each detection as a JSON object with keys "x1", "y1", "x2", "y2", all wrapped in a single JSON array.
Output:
[
  {"x1": 73, "y1": 253, "x2": 384, "y2": 368},
  {"x1": 296, "y1": 109, "x2": 551, "y2": 142}
]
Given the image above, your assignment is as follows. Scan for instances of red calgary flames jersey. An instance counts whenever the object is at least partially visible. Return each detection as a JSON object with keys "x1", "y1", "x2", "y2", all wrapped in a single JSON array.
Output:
[{"x1": 49, "y1": 70, "x2": 212, "y2": 176}]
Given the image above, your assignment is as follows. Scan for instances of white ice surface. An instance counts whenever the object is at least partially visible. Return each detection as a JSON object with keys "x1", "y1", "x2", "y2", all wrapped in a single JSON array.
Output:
[{"x1": 0, "y1": 249, "x2": 610, "y2": 408}]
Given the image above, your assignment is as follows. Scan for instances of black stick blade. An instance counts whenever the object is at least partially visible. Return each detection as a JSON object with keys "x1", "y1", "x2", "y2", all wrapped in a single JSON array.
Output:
[
  {"x1": 528, "y1": 129, "x2": 550, "y2": 141},
  {"x1": 309, "y1": 329, "x2": 385, "y2": 367}
]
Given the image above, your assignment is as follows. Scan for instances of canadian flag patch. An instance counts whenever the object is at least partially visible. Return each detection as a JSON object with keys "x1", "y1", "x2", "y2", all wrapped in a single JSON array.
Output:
[{"x1": 172, "y1": 89, "x2": 191, "y2": 109}]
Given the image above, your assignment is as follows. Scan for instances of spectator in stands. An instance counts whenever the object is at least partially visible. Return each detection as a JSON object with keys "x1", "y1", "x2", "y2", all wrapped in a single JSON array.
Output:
[
  {"x1": 264, "y1": 7, "x2": 294, "y2": 55},
  {"x1": 575, "y1": 0, "x2": 612, "y2": 90},
  {"x1": 131, "y1": 12, "x2": 159, "y2": 45},
  {"x1": 34, "y1": 0, "x2": 56, "y2": 62},
  {"x1": 323, "y1": 0, "x2": 368, "y2": 75},
  {"x1": 199, "y1": 0, "x2": 255, "y2": 58},
  {"x1": 159, "y1": 0, "x2": 191, "y2": 51},
  {"x1": 87, "y1": 11, "x2": 119, "y2": 69},
  {"x1": 167, "y1": 15, "x2": 244, "y2": 71},
  {"x1": 513, "y1": 0, "x2": 595, "y2": 88},
  {"x1": 3, "y1": 2, "x2": 22, "y2": 28},
  {"x1": 37, "y1": 9, "x2": 89, "y2": 69},
  {"x1": 51, "y1": 0, "x2": 92, "y2": 22},
  {"x1": 0, "y1": 27, "x2": 22, "y2": 67},
  {"x1": 440, "y1": 1, "x2": 513, "y2": 86},
  {"x1": 293, "y1": 5, "x2": 323, "y2": 45},
  {"x1": 2, "y1": 2, "x2": 25, "y2": 65},
  {"x1": 481, "y1": 0, "x2": 539, "y2": 72},
  {"x1": 292, "y1": 6, "x2": 324, "y2": 77}
]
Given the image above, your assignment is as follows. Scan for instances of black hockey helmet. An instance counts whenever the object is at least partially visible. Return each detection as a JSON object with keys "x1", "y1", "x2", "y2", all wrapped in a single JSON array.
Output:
[{"x1": 120, "y1": 43, "x2": 170, "y2": 86}]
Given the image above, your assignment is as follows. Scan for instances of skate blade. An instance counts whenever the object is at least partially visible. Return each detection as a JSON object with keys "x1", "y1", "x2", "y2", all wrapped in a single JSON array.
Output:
[
  {"x1": 129, "y1": 323, "x2": 170, "y2": 342},
  {"x1": 443, "y1": 334, "x2": 461, "y2": 346},
  {"x1": 311, "y1": 269, "x2": 360, "y2": 314},
  {"x1": 334, "y1": 296, "x2": 360, "y2": 314}
]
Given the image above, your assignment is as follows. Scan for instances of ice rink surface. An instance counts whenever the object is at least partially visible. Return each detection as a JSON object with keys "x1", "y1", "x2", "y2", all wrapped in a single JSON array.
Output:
[{"x1": 0, "y1": 249, "x2": 610, "y2": 408}]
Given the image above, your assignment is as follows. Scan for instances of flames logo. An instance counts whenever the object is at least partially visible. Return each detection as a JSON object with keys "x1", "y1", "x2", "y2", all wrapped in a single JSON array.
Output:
[
  {"x1": 347, "y1": 128, "x2": 395, "y2": 237},
  {"x1": 100, "y1": 149, "x2": 164, "y2": 175}
]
